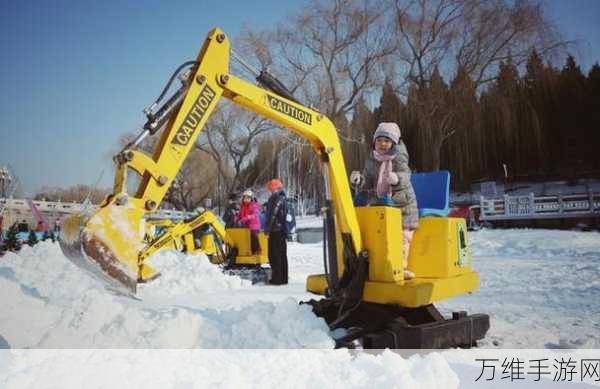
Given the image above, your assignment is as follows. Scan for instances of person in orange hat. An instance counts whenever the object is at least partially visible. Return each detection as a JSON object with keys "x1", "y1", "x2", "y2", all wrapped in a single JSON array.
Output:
[{"x1": 264, "y1": 178, "x2": 288, "y2": 285}]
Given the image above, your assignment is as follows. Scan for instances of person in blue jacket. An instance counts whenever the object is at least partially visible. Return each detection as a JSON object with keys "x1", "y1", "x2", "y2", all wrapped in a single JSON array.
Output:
[{"x1": 264, "y1": 179, "x2": 289, "y2": 285}]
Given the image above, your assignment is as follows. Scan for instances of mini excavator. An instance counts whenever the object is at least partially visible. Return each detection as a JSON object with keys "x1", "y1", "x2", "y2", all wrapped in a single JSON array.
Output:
[
  {"x1": 59, "y1": 28, "x2": 489, "y2": 349},
  {"x1": 142, "y1": 210, "x2": 270, "y2": 282}
]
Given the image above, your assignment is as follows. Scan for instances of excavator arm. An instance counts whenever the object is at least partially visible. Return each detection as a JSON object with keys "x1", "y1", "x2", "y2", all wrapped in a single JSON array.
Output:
[
  {"x1": 139, "y1": 210, "x2": 232, "y2": 265},
  {"x1": 60, "y1": 28, "x2": 362, "y2": 294}
]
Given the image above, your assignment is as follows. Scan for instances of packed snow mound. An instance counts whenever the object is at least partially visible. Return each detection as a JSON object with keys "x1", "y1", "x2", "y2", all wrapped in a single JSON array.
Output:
[
  {"x1": 0, "y1": 241, "x2": 333, "y2": 348},
  {"x1": 0, "y1": 241, "x2": 98, "y2": 302},
  {"x1": 35, "y1": 295, "x2": 333, "y2": 348},
  {"x1": 1, "y1": 349, "x2": 459, "y2": 389},
  {"x1": 138, "y1": 250, "x2": 249, "y2": 298},
  {"x1": 471, "y1": 228, "x2": 600, "y2": 260}
]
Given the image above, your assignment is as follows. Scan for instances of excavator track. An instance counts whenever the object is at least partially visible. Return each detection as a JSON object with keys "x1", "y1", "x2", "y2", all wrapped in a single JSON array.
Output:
[{"x1": 306, "y1": 299, "x2": 490, "y2": 349}]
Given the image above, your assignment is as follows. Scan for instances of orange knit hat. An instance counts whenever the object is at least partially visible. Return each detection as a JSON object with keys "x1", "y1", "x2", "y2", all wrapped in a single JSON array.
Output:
[{"x1": 266, "y1": 179, "x2": 283, "y2": 192}]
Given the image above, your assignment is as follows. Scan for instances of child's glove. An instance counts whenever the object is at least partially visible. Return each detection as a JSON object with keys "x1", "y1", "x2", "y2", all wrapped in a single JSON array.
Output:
[{"x1": 350, "y1": 171, "x2": 363, "y2": 185}]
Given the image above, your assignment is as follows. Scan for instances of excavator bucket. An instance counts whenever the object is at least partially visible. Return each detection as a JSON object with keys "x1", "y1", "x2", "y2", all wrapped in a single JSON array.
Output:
[{"x1": 59, "y1": 203, "x2": 153, "y2": 294}]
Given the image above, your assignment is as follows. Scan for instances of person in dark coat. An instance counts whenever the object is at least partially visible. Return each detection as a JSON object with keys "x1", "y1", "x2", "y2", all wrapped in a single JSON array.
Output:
[
  {"x1": 350, "y1": 122, "x2": 419, "y2": 279},
  {"x1": 264, "y1": 179, "x2": 289, "y2": 285},
  {"x1": 222, "y1": 193, "x2": 240, "y2": 228}
]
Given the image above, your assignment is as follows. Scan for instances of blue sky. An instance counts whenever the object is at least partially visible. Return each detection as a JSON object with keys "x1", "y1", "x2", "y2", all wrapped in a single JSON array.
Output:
[{"x1": 1, "y1": 0, "x2": 599, "y2": 195}]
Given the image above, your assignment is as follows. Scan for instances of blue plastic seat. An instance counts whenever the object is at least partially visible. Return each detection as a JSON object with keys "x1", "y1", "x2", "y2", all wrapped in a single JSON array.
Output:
[{"x1": 410, "y1": 170, "x2": 450, "y2": 217}]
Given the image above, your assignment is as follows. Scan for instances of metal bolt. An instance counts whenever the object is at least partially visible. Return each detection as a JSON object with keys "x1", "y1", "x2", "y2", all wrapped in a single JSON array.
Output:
[
  {"x1": 124, "y1": 150, "x2": 134, "y2": 161},
  {"x1": 157, "y1": 176, "x2": 168, "y2": 186},
  {"x1": 216, "y1": 33, "x2": 226, "y2": 43},
  {"x1": 317, "y1": 114, "x2": 324, "y2": 121},
  {"x1": 196, "y1": 75, "x2": 206, "y2": 84},
  {"x1": 325, "y1": 146, "x2": 334, "y2": 154},
  {"x1": 145, "y1": 200, "x2": 157, "y2": 211},
  {"x1": 220, "y1": 74, "x2": 229, "y2": 85},
  {"x1": 116, "y1": 195, "x2": 128, "y2": 206}
]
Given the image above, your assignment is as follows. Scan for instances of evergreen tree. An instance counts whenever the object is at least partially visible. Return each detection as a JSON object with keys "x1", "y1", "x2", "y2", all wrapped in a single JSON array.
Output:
[
  {"x1": 5, "y1": 224, "x2": 21, "y2": 251},
  {"x1": 27, "y1": 230, "x2": 38, "y2": 247},
  {"x1": 443, "y1": 66, "x2": 479, "y2": 187},
  {"x1": 587, "y1": 63, "x2": 600, "y2": 170},
  {"x1": 374, "y1": 79, "x2": 402, "y2": 125},
  {"x1": 348, "y1": 95, "x2": 374, "y2": 171},
  {"x1": 558, "y1": 55, "x2": 587, "y2": 172}
]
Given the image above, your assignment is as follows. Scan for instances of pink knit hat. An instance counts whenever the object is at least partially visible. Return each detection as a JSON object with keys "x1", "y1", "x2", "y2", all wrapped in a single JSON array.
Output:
[{"x1": 373, "y1": 122, "x2": 401, "y2": 144}]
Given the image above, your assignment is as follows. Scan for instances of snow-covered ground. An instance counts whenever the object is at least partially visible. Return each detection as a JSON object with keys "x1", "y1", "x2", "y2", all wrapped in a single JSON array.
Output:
[{"x1": 1, "y1": 225, "x2": 599, "y2": 387}]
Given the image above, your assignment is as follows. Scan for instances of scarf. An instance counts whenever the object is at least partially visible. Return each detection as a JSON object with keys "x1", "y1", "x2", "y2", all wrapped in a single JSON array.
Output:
[{"x1": 373, "y1": 147, "x2": 399, "y2": 198}]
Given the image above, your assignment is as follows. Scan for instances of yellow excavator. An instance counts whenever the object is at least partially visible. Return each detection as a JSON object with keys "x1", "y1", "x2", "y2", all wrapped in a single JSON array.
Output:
[
  {"x1": 59, "y1": 28, "x2": 489, "y2": 348},
  {"x1": 142, "y1": 210, "x2": 270, "y2": 282}
]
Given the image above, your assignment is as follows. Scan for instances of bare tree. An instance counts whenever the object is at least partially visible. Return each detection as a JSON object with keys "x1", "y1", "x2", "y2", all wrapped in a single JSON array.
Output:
[
  {"x1": 34, "y1": 185, "x2": 109, "y2": 204},
  {"x1": 391, "y1": 0, "x2": 568, "y2": 170},
  {"x1": 195, "y1": 102, "x2": 275, "y2": 201},
  {"x1": 258, "y1": 0, "x2": 396, "y2": 124},
  {"x1": 234, "y1": 0, "x2": 398, "y2": 209},
  {"x1": 162, "y1": 150, "x2": 218, "y2": 210}
]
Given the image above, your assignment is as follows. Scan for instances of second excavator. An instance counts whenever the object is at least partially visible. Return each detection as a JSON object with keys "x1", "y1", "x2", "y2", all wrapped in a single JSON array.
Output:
[
  {"x1": 59, "y1": 28, "x2": 489, "y2": 349},
  {"x1": 142, "y1": 209, "x2": 271, "y2": 283}
]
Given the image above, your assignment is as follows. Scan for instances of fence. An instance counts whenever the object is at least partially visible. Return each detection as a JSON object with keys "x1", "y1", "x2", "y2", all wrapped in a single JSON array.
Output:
[
  {"x1": 479, "y1": 192, "x2": 600, "y2": 221},
  {"x1": 0, "y1": 198, "x2": 193, "y2": 228}
]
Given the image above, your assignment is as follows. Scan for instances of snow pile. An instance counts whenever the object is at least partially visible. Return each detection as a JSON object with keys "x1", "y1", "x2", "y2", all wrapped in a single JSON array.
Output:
[
  {"x1": 138, "y1": 250, "x2": 249, "y2": 298},
  {"x1": 470, "y1": 228, "x2": 600, "y2": 260},
  {"x1": 0, "y1": 349, "x2": 459, "y2": 389},
  {"x1": 0, "y1": 241, "x2": 96, "y2": 302},
  {"x1": 2, "y1": 226, "x2": 600, "y2": 350},
  {"x1": 0, "y1": 242, "x2": 333, "y2": 348},
  {"x1": 34, "y1": 295, "x2": 333, "y2": 348}
]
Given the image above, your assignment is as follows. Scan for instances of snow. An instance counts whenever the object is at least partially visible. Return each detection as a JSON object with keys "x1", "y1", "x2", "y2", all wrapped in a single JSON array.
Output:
[
  {"x1": 1, "y1": 224, "x2": 600, "y2": 387},
  {"x1": 0, "y1": 349, "x2": 460, "y2": 389},
  {"x1": 438, "y1": 228, "x2": 600, "y2": 349},
  {"x1": 295, "y1": 215, "x2": 324, "y2": 229}
]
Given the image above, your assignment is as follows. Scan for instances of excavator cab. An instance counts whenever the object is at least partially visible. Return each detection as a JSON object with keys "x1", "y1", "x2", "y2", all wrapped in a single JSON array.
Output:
[{"x1": 59, "y1": 28, "x2": 489, "y2": 348}]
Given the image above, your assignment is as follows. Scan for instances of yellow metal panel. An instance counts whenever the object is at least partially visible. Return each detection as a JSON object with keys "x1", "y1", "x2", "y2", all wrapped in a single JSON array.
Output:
[
  {"x1": 183, "y1": 233, "x2": 195, "y2": 252},
  {"x1": 307, "y1": 272, "x2": 479, "y2": 308},
  {"x1": 362, "y1": 272, "x2": 480, "y2": 307},
  {"x1": 226, "y1": 228, "x2": 268, "y2": 265},
  {"x1": 138, "y1": 28, "x2": 228, "y2": 205},
  {"x1": 408, "y1": 217, "x2": 472, "y2": 278},
  {"x1": 199, "y1": 233, "x2": 217, "y2": 256},
  {"x1": 356, "y1": 207, "x2": 404, "y2": 283},
  {"x1": 306, "y1": 274, "x2": 328, "y2": 295}
]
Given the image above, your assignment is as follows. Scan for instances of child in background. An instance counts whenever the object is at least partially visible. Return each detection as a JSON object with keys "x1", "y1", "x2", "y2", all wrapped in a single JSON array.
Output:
[{"x1": 236, "y1": 190, "x2": 261, "y2": 255}]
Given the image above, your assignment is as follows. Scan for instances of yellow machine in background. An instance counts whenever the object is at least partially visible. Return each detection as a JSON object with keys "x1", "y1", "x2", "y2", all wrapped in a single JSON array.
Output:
[
  {"x1": 59, "y1": 28, "x2": 488, "y2": 348},
  {"x1": 141, "y1": 210, "x2": 269, "y2": 282}
]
